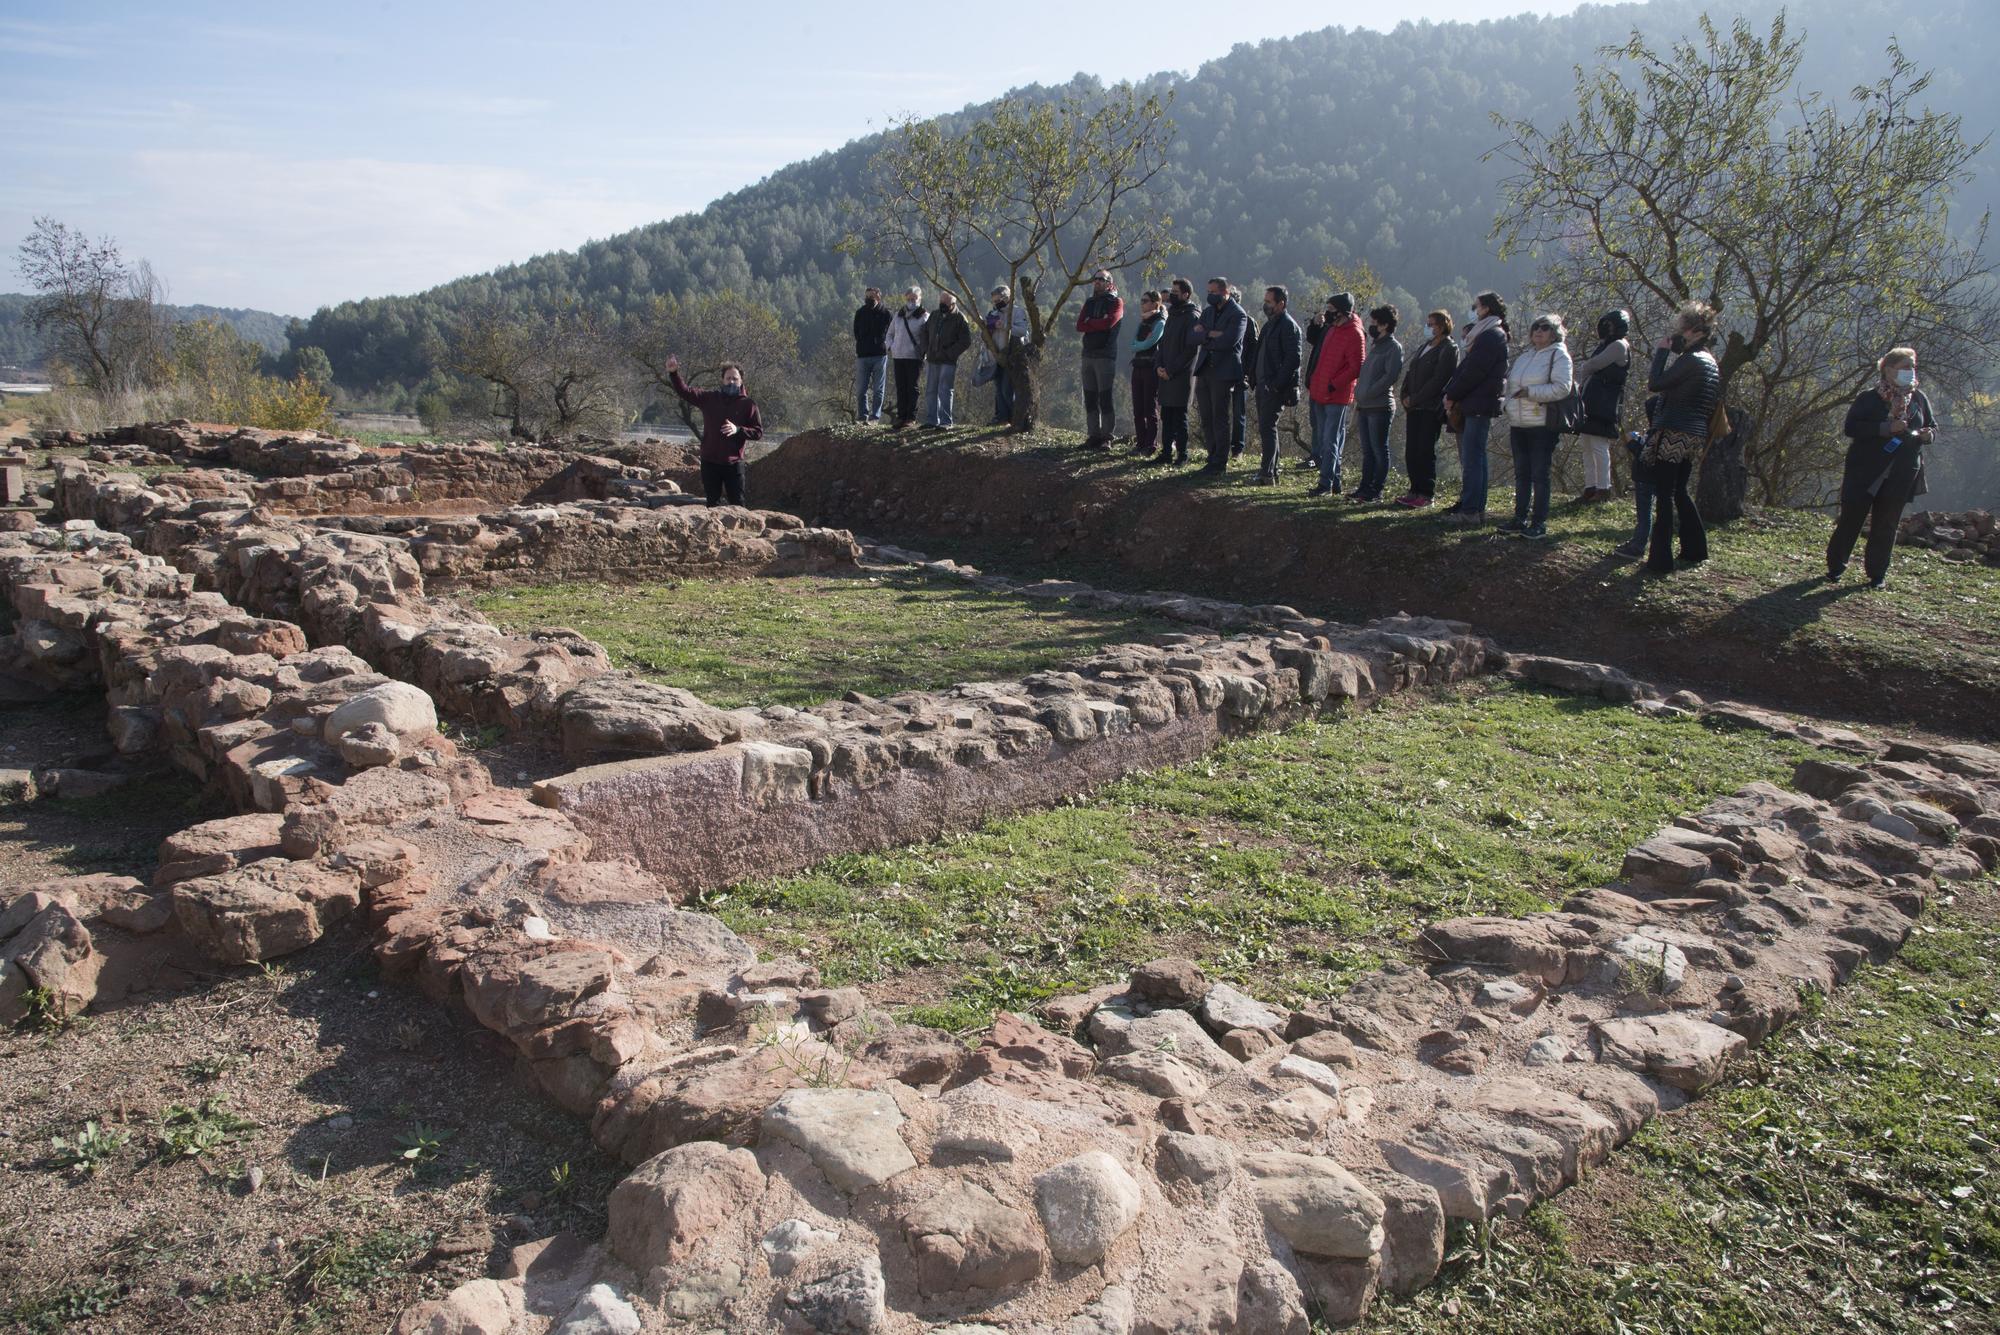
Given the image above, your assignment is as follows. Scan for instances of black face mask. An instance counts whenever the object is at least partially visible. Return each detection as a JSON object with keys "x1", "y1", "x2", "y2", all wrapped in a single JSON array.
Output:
[
  {"x1": 1670, "y1": 334, "x2": 1688, "y2": 354},
  {"x1": 1208, "y1": 292, "x2": 1225, "y2": 309}
]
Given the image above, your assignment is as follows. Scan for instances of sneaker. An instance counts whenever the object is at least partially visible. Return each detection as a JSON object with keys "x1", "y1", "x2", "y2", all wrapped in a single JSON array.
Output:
[
  {"x1": 1522, "y1": 524, "x2": 1551, "y2": 540},
  {"x1": 1399, "y1": 495, "x2": 1433, "y2": 509},
  {"x1": 1252, "y1": 472, "x2": 1276, "y2": 486},
  {"x1": 1306, "y1": 484, "x2": 1331, "y2": 498},
  {"x1": 1868, "y1": 575, "x2": 1888, "y2": 589},
  {"x1": 1497, "y1": 517, "x2": 1527, "y2": 534},
  {"x1": 1613, "y1": 540, "x2": 1646, "y2": 559},
  {"x1": 1825, "y1": 566, "x2": 1845, "y2": 583}
]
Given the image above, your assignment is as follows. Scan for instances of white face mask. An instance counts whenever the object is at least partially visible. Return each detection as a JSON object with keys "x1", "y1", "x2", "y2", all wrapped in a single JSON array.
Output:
[{"x1": 1894, "y1": 368, "x2": 1916, "y2": 388}]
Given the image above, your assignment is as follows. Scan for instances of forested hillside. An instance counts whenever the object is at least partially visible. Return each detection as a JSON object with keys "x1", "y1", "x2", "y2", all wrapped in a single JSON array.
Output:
[
  {"x1": 288, "y1": 0, "x2": 2000, "y2": 404},
  {"x1": 0, "y1": 294, "x2": 294, "y2": 370}
]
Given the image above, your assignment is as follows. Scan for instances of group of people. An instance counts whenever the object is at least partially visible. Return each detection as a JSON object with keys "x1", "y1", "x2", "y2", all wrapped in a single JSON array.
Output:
[{"x1": 668, "y1": 270, "x2": 1938, "y2": 589}]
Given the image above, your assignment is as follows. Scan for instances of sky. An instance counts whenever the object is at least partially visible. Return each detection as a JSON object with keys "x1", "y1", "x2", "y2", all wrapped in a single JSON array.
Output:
[{"x1": 2, "y1": 0, "x2": 1590, "y2": 317}]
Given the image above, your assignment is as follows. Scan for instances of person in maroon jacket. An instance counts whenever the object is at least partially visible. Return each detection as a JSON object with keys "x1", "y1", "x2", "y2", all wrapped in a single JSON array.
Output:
[{"x1": 664, "y1": 354, "x2": 763, "y2": 507}]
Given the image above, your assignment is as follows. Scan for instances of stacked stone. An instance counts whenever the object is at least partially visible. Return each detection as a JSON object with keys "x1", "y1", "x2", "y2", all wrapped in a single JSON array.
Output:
[{"x1": 1898, "y1": 508, "x2": 2000, "y2": 565}]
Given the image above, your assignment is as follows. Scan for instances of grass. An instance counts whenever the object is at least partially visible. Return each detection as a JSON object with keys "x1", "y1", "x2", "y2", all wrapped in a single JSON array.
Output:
[
  {"x1": 473, "y1": 569, "x2": 1181, "y2": 709},
  {"x1": 699, "y1": 679, "x2": 1846, "y2": 1031},
  {"x1": 1364, "y1": 889, "x2": 2000, "y2": 1334},
  {"x1": 804, "y1": 420, "x2": 2000, "y2": 718}
]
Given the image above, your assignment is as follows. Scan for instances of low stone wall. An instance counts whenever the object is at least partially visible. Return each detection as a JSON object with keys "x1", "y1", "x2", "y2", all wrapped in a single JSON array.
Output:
[{"x1": 1901, "y1": 508, "x2": 2000, "y2": 565}]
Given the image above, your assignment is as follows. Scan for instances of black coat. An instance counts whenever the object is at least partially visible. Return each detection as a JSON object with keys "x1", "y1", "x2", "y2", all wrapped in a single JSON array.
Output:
[
  {"x1": 852, "y1": 303, "x2": 892, "y2": 357},
  {"x1": 1647, "y1": 345, "x2": 1721, "y2": 438},
  {"x1": 1840, "y1": 387, "x2": 1934, "y2": 507},
  {"x1": 923, "y1": 307, "x2": 972, "y2": 364},
  {"x1": 1400, "y1": 337, "x2": 1458, "y2": 413},
  {"x1": 1241, "y1": 322, "x2": 1260, "y2": 387},
  {"x1": 1443, "y1": 325, "x2": 1509, "y2": 418},
  {"x1": 1156, "y1": 300, "x2": 1199, "y2": 379},
  {"x1": 1255, "y1": 312, "x2": 1303, "y2": 398}
]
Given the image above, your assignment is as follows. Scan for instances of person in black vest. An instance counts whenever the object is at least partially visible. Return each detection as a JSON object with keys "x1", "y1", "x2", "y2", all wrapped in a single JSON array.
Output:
[
  {"x1": 1151, "y1": 278, "x2": 1199, "y2": 466},
  {"x1": 1639, "y1": 302, "x2": 1720, "y2": 573},
  {"x1": 1827, "y1": 346, "x2": 1936, "y2": 589},
  {"x1": 1572, "y1": 309, "x2": 1631, "y2": 502},
  {"x1": 851, "y1": 287, "x2": 892, "y2": 423},
  {"x1": 1251, "y1": 286, "x2": 1302, "y2": 485},
  {"x1": 1076, "y1": 268, "x2": 1125, "y2": 448}
]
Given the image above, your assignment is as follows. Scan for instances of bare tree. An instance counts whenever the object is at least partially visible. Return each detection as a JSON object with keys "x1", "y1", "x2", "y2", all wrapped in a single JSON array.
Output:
[
  {"x1": 16, "y1": 217, "x2": 169, "y2": 394},
  {"x1": 854, "y1": 86, "x2": 1183, "y2": 431},
  {"x1": 1495, "y1": 14, "x2": 1997, "y2": 514},
  {"x1": 624, "y1": 289, "x2": 802, "y2": 436}
]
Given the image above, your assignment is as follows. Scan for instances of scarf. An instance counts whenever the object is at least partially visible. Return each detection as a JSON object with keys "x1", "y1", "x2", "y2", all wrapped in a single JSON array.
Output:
[
  {"x1": 1879, "y1": 371, "x2": 1916, "y2": 423},
  {"x1": 1462, "y1": 314, "x2": 1503, "y2": 350}
]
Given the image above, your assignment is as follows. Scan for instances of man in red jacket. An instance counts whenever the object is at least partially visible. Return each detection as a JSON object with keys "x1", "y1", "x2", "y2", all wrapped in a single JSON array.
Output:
[
  {"x1": 664, "y1": 354, "x2": 763, "y2": 507},
  {"x1": 1305, "y1": 292, "x2": 1364, "y2": 497}
]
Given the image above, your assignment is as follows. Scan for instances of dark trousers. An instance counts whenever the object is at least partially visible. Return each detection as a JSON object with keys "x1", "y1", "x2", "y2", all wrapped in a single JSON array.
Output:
[
  {"x1": 1647, "y1": 458, "x2": 1707, "y2": 571},
  {"x1": 992, "y1": 366, "x2": 1013, "y2": 424},
  {"x1": 1131, "y1": 362, "x2": 1160, "y2": 454},
  {"x1": 1827, "y1": 487, "x2": 1910, "y2": 583},
  {"x1": 1255, "y1": 388, "x2": 1286, "y2": 477},
  {"x1": 1160, "y1": 406, "x2": 1189, "y2": 461},
  {"x1": 1196, "y1": 374, "x2": 1234, "y2": 469},
  {"x1": 1230, "y1": 382, "x2": 1248, "y2": 456},
  {"x1": 1509, "y1": 426, "x2": 1559, "y2": 527},
  {"x1": 892, "y1": 357, "x2": 923, "y2": 425},
  {"x1": 701, "y1": 459, "x2": 745, "y2": 507},
  {"x1": 1405, "y1": 409, "x2": 1444, "y2": 498}
]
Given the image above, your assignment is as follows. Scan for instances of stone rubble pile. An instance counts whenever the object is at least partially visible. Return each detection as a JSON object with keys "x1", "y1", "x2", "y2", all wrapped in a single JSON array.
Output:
[{"x1": 1898, "y1": 508, "x2": 2000, "y2": 565}]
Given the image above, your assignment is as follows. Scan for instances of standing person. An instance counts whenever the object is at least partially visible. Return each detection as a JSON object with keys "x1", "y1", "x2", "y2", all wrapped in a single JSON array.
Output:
[
  {"x1": 1191, "y1": 277, "x2": 1249, "y2": 475},
  {"x1": 1152, "y1": 278, "x2": 1199, "y2": 466},
  {"x1": 1572, "y1": 310, "x2": 1631, "y2": 502},
  {"x1": 1827, "y1": 346, "x2": 1936, "y2": 589},
  {"x1": 1395, "y1": 309, "x2": 1457, "y2": 508},
  {"x1": 1303, "y1": 296, "x2": 1338, "y2": 467},
  {"x1": 1440, "y1": 291, "x2": 1510, "y2": 525},
  {"x1": 1613, "y1": 401, "x2": 1660, "y2": 559},
  {"x1": 1252, "y1": 285, "x2": 1303, "y2": 484},
  {"x1": 1128, "y1": 290, "x2": 1166, "y2": 457},
  {"x1": 920, "y1": 290, "x2": 971, "y2": 431},
  {"x1": 1230, "y1": 285, "x2": 1257, "y2": 461},
  {"x1": 1638, "y1": 303, "x2": 1720, "y2": 573},
  {"x1": 852, "y1": 287, "x2": 892, "y2": 423},
  {"x1": 1076, "y1": 267, "x2": 1125, "y2": 448},
  {"x1": 1304, "y1": 292, "x2": 1363, "y2": 497},
  {"x1": 1351, "y1": 304, "x2": 1405, "y2": 503},
  {"x1": 1499, "y1": 313, "x2": 1574, "y2": 539},
  {"x1": 984, "y1": 285, "x2": 1028, "y2": 425},
  {"x1": 886, "y1": 286, "x2": 929, "y2": 429},
  {"x1": 663, "y1": 354, "x2": 761, "y2": 507}
]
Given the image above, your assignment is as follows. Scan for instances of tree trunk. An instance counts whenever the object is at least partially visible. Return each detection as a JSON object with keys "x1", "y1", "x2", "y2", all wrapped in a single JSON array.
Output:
[
  {"x1": 1698, "y1": 406, "x2": 1751, "y2": 522},
  {"x1": 1006, "y1": 338, "x2": 1042, "y2": 433}
]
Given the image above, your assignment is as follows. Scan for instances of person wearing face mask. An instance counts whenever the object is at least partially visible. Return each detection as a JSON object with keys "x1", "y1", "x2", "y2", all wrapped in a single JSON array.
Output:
[
  {"x1": 1191, "y1": 277, "x2": 1249, "y2": 475},
  {"x1": 1304, "y1": 292, "x2": 1363, "y2": 496},
  {"x1": 886, "y1": 286, "x2": 930, "y2": 430},
  {"x1": 1230, "y1": 284, "x2": 1257, "y2": 461},
  {"x1": 919, "y1": 290, "x2": 972, "y2": 432},
  {"x1": 1351, "y1": 304, "x2": 1405, "y2": 503},
  {"x1": 1151, "y1": 278, "x2": 1199, "y2": 466},
  {"x1": 664, "y1": 354, "x2": 762, "y2": 507},
  {"x1": 1251, "y1": 285, "x2": 1302, "y2": 485},
  {"x1": 1499, "y1": 313, "x2": 1574, "y2": 539},
  {"x1": 1440, "y1": 291, "x2": 1510, "y2": 524},
  {"x1": 1395, "y1": 309, "x2": 1458, "y2": 508},
  {"x1": 1572, "y1": 310, "x2": 1631, "y2": 502},
  {"x1": 852, "y1": 286, "x2": 892, "y2": 423},
  {"x1": 1128, "y1": 290, "x2": 1166, "y2": 458},
  {"x1": 1639, "y1": 302, "x2": 1721, "y2": 573},
  {"x1": 983, "y1": 285, "x2": 1029, "y2": 425},
  {"x1": 1076, "y1": 267, "x2": 1125, "y2": 448},
  {"x1": 1827, "y1": 347, "x2": 1936, "y2": 589}
]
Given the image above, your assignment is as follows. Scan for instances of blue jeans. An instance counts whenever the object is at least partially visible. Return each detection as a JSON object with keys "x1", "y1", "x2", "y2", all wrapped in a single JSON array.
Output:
[
  {"x1": 1509, "y1": 425, "x2": 1558, "y2": 527},
  {"x1": 922, "y1": 361, "x2": 958, "y2": 427},
  {"x1": 1454, "y1": 414, "x2": 1493, "y2": 514},
  {"x1": 992, "y1": 366, "x2": 1013, "y2": 424},
  {"x1": 1313, "y1": 402, "x2": 1350, "y2": 488},
  {"x1": 1230, "y1": 382, "x2": 1248, "y2": 454},
  {"x1": 1628, "y1": 448, "x2": 1656, "y2": 547},
  {"x1": 1355, "y1": 408, "x2": 1394, "y2": 498},
  {"x1": 854, "y1": 356, "x2": 887, "y2": 420}
]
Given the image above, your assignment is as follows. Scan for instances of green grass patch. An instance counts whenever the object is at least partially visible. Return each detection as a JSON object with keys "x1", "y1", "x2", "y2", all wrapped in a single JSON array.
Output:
[
  {"x1": 473, "y1": 570, "x2": 1180, "y2": 709},
  {"x1": 1365, "y1": 892, "x2": 2000, "y2": 1334},
  {"x1": 702, "y1": 679, "x2": 1843, "y2": 1028}
]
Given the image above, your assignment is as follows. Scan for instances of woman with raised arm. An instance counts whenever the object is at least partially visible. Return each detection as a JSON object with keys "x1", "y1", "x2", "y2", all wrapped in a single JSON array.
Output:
[
  {"x1": 1827, "y1": 346, "x2": 1936, "y2": 589},
  {"x1": 664, "y1": 353, "x2": 762, "y2": 508}
]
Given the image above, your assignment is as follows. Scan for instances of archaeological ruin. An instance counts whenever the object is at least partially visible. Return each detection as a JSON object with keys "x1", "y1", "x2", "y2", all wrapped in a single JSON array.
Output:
[{"x1": 4, "y1": 422, "x2": 1997, "y2": 1334}]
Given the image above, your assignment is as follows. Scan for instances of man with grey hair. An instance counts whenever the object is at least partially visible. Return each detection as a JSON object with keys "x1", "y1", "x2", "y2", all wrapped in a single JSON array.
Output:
[
  {"x1": 1076, "y1": 267, "x2": 1124, "y2": 448},
  {"x1": 886, "y1": 284, "x2": 929, "y2": 429}
]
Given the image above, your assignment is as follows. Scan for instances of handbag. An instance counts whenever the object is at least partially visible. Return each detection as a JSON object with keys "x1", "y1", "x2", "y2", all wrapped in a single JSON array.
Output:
[
  {"x1": 971, "y1": 357, "x2": 997, "y2": 388},
  {"x1": 1553, "y1": 386, "x2": 1585, "y2": 434}
]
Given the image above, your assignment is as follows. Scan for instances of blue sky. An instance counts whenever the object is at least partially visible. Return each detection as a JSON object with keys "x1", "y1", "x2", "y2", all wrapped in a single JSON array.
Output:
[{"x1": 3, "y1": 0, "x2": 1587, "y2": 316}]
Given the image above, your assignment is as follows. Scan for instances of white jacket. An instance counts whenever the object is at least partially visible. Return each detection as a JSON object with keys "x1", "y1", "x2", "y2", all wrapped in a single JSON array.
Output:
[
  {"x1": 887, "y1": 304, "x2": 928, "y2": 360},
  {"x1": 1506, "y1": 343, "x2": 1574, "y2": 403}
]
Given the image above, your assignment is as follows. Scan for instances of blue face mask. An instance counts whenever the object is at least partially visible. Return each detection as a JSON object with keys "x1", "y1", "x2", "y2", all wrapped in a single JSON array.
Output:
[{"x1": 720, "y1": 383, "x2": 742, "y2": 397}]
